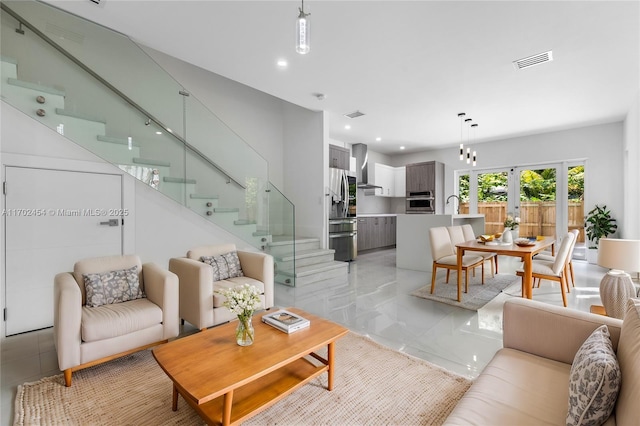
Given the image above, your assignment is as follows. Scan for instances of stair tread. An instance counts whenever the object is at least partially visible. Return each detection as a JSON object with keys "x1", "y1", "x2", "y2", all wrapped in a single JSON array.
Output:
[
  {"x1": 133, "y1": 157, "x2": 171, "y2": 167},
  {"x1": 163, "y1": 177, "x2": 196, "y2": 184},
  {"x1": 278, "y1": 261, "x2": 348, "y2": 277},
  {"x1": 268, "y1": 238, "x2": 320, "y2": 247},
  {"x1": 190, "y1": 194, "x2": 219, "y2": 199},
  {"x1": 1, "y1": 55, "x2": 18, "y2": 65},
  {"x1": 55, "y1": 108, "x2": 106, "y2": 124},
  {"x1": 7, "y1": 78, "x2": 65, "y2": 96},
  {"x1": 97, "y1": 135, "x2": 141, "y2": 147},
  {"x1": 276, "y1": 248, "x2": 336, "y2": 262},
  {"x1": 234, "y1": 220, "x2": 256, "y2": 225}
]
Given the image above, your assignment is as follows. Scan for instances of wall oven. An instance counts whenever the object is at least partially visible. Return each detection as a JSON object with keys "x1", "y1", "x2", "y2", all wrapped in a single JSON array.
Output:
[{"x1": 406, "y1": 191, "x2": 435, "y2": 214}]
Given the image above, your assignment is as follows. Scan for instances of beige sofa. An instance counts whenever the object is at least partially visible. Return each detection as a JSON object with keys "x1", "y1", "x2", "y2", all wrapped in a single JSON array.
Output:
[
  {"x1": 53, "y1": 255, "x2": 179, "y2": 386},
  {"x1": 169, "y1": 244, "x2": 274, "y2": 330},
  {"x1": 445, "y1": 297, "x2": 640, "y2": 425}
]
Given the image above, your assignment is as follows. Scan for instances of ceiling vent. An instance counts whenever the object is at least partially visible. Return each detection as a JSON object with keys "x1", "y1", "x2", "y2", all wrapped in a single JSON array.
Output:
[
  {"x1": 344, "y1": 110, "x2": 365, "y2": 119},
  {"x1": 513, "y1": 50, "x2": 553, "y2": 70}
]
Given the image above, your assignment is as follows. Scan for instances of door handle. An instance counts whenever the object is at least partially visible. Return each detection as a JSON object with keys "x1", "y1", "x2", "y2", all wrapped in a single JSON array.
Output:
[{"x1": 99, "y1": 219, "x2": 119, "y2": 226}]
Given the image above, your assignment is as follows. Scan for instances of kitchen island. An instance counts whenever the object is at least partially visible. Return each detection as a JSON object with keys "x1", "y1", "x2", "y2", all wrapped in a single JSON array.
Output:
[{"x1": 396, "y1": 214, "x2": 485, "y2": 272}]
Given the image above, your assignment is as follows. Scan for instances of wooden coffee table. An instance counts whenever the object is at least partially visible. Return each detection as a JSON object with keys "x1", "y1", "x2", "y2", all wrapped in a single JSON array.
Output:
[{"x1": 152, "y1": 308, "x2": 348, "y2": 426}]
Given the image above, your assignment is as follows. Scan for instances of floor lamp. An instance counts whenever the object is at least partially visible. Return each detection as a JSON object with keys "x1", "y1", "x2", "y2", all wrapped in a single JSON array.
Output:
[{"x1": 597, "y1": 238, "x2": 640, "y2": 319}]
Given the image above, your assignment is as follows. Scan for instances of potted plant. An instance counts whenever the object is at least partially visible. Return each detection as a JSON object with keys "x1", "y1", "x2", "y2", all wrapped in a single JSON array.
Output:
[{"x1": 584, "y1": 204, "x2": 617, "y2": 264}]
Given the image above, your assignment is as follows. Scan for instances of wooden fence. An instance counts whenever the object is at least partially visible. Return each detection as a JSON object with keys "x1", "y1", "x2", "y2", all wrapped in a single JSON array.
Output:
[{"x1": 459, "y1": 201, "x2": 584, "y2": 241}]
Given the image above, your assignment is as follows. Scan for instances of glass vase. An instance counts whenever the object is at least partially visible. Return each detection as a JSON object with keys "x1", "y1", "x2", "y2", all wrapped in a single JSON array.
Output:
[{"x1": 236, "y1": 314, "x2": 254, "y2": 346}]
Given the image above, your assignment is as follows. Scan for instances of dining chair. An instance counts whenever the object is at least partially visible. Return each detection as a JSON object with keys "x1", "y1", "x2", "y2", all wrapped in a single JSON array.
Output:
[
  {"x1": 516, "y1": 231, "x2": 576, "y2": 307},
  {"x1": 460, "y1": 224, "x2": 498, "y2": 276},
  {"x1": 429, "y1": 226, "x2": 485, "y2": 295},
  {"x1": 533, "y1": 229, "x2": 580, "y2": 290}
]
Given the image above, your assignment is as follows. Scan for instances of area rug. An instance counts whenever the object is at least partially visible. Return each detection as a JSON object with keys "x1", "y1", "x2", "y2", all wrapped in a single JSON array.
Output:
[
  {"x1": 411, "y1": 273, "x2": 521, "y2": 311},
  {"x1": 14, "y1": 332, "x2": 472, "y2": 426}
]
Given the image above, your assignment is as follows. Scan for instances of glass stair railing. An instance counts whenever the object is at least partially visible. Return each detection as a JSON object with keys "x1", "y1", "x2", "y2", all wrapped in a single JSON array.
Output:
[{"x1": 1, "y1": 0, "x2": 296, "y2": 284}]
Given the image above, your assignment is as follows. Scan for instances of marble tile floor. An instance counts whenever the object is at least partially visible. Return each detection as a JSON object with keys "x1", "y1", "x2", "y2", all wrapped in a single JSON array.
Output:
[{"x1": 0, "y1": 248, "x2": 611, "y2": 425}]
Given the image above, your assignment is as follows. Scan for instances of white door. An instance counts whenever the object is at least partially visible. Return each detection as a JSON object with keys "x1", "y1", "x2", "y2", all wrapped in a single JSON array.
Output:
[{"x1": 4, "y1": 167, "x2": 123, "y2": 335}]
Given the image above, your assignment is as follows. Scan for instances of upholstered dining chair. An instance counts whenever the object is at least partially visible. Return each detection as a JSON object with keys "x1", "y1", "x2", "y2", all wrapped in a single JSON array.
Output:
[
  {"x1": 53, "y1": 254, "x2": 179, "y2": 386},
  {"x1": 460, "y1": 224, "x2": 498, "y2": 276},
  {"x1": 533, "y1": 229, "x2": 580, "y2": 290},
  {"x1": 430, "y1": 226, "x2": 485, "y2": 295},
  {"x1": 516, "y1": 231, "x2": 576, "y2": 307}
]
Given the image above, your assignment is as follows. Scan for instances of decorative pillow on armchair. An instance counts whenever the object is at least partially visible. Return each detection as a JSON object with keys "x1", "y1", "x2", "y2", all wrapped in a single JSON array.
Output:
[
  {"x1": 83, "y1": 265, "x2": 144, "y2": 308},
  {"x1": 201, "y1": 251, "x2": 244, "y2": 282},
  {"x1": 566, "y1": 325, "x2": 621, "y2": 426}
]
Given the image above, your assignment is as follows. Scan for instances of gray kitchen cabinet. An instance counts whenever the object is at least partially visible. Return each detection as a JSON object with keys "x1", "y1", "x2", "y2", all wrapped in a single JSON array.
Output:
[
  {"x1": 405, "y1": 161, "x2": 444, "y2": 213},
  {"x1": 358, "y1": 216, "x2": 397, "y2": 251},
  {"x1": 329, "y1": 144, "x2": 350, "y2": 170},
  {"x1": 357, "y1": 217, "x2": 371, "y2": 251}
]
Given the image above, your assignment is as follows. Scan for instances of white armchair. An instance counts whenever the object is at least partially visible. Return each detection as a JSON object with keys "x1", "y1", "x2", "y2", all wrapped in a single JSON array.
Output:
[
  {"x1": 169, "y1": 244, "x2": 274, "y2": 330},
  {"x1": 53, "y1": 254, "x2": 179, "y2": 386}
]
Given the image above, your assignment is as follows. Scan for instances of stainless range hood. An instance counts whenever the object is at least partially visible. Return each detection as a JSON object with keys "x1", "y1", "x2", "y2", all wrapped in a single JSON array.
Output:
[{"x1": 352, "y1": 143, "x2": 382, "y2": 189}]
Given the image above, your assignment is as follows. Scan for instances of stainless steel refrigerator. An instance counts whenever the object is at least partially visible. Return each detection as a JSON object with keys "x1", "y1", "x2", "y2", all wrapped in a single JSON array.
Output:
[{"x1": 328, "y1": 169, "x2": 357, "y2": 261}]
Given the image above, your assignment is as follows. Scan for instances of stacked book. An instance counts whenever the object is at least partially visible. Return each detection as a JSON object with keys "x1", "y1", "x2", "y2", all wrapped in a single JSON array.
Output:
[{"x1": 262, "y1": 309, "x2": 310, "y2": 334}]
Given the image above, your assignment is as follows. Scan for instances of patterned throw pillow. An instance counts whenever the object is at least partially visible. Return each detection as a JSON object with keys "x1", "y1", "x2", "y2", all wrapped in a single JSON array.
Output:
[
  {"x1": 201, "y1": 252, "x2": 244, "y2": 282},
  {"x1": 83, "y1": 265, "x2": 144, "y2": 308},
  {"x1": 566, "y1": 325, "x2": 621, "y2": 426}
]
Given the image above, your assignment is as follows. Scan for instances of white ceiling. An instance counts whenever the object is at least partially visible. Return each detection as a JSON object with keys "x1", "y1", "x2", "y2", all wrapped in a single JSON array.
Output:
[{"x1": 45, "y1": 0, "x2": 640, "y2": 154}]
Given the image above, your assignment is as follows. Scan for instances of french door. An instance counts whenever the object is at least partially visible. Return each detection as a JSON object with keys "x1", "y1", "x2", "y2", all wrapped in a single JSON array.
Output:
[{"x1": 459, "y1": 161, "x2": 585, "y2": 246}]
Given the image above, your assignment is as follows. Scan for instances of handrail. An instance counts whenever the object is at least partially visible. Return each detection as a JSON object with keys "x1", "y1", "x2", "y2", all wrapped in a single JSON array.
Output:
[{"x1": 1, "y1": 1, "x2": 246, "y2": 190}]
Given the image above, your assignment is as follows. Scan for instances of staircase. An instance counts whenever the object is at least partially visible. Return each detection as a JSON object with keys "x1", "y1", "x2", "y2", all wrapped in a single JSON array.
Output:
[
  {"x1": 0, "y1": 55, "x2": 271, "y2": 249},
  {"x1": 0, "y1": 0, "x2": 352, "y2": 288},
  {"x1": 267, "y1": 238, "x2": 349, "y2": 287},
  {"x1": 1, "y1": 49, "x2": 349, "y2": 287}
]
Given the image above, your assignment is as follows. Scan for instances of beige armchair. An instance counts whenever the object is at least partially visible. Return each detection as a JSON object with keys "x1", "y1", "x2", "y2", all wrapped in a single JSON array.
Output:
[
  {"x1": 169, "y1": 244, "x2": 274, "y2": 330},
  {"x1": 53, "y1": 254, "x2": 179, "y2": 386}
]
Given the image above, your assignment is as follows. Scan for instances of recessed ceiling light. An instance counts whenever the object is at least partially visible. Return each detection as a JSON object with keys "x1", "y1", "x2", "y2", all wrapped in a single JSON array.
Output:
[
  {"x1": 345, "y1": 125, "x2": 351, "y2": 130},
  {"x1": 155, "y1": 131, "x2": 162, "y2": 135},
  {"x1": 400, "y1": 146, "x2": 405, "y2": 150},
  {"x1": 277, "y1": 59, "x2": 288, "y2": 68},
  {"x1": 375, "y1": 137, "x2": 381, "y2": 142}
]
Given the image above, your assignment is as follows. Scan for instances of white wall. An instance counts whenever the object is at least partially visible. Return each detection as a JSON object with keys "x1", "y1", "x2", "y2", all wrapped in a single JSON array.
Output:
[
  {"x1": 142, "y1": 47, "x2": 287, "y2": 190},
  {"x1": 623, "y1": 93, "x2": 640, "y2": 239},
  {"x1": 282, "y1": 105, "x2": 326, "y2": 242},
  {"x1": 389, "y1": 122, "x2": 625, "y2": 232}
]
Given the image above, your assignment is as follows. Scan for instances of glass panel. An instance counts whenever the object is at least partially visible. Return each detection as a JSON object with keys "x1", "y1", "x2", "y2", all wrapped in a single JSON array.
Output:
[
  {"x1": 185, "y1": 95, "x2": 268, "y2": 190},
  {"x1": 1, "y1": 8, "x2": 188, "y2": 203},
  {"x1": 3, "y1": 0, "x2": 186, "y2": 139},
  {"x1": 1, "y1": 0, "x2": 296, "y2": 261},
  {"x1": 568, "y1": 164, "x2": 585, "y2": 259},
  {"x1": 458, "y1": 173, "x2": 470, "y2": 214},
  {"x1": 477, "y1": 171, "x2": 508, "y2": 235},
  {"x1": 518, "y1": 168, "x2": 557, "y2": 237}
]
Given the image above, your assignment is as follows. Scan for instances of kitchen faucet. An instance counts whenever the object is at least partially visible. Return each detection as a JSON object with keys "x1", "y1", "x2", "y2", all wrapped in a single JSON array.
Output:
[{"x1": 446, "y1": 194, "x2": 461, "y2": 214}]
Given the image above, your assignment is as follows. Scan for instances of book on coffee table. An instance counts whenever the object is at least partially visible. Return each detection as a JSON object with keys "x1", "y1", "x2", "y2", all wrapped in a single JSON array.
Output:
[{"x1": 262, "y1": 309, "x2": 310, "y2": 334}]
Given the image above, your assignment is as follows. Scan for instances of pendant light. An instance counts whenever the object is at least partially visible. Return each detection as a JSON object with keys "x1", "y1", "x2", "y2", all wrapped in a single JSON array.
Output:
[
  {"x1": 458, "y1": 113, "x2": 465, "y2": 160},
  {"x1": 464, "y1": 118, "x2": 472, "y2": 164},
  {"x1": 471, "y1": 124, "x2": 478, "y2": 166},
  {"x1": 296, "y1": 0, "x2": 310, "y2": 55}
]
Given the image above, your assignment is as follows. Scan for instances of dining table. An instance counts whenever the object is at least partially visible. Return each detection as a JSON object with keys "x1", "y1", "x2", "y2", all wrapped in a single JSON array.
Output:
[{"x1": 454, "y1": 236, "x2": 556, "y2": 302}]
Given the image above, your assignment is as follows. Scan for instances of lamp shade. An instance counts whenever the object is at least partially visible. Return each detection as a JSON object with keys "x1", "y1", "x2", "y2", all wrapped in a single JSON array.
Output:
[{"x1": 597, "y1": 238, "x2": 640, "y2": 273}]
